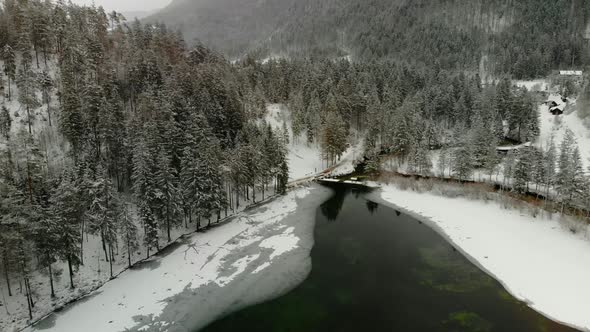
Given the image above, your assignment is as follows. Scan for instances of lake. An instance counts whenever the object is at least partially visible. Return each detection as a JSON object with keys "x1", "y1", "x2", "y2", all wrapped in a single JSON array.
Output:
[{"x1": 200, "y1": 183, "x2": 576, "y2": 332}]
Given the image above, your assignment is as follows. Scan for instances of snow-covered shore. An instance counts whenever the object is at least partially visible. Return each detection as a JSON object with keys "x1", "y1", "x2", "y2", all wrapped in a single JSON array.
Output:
[
  {"x1": 369, "y1": 184, "x2": 590, "y2": 332},
  {"x1": 27, "y1": 186, "x2": 332, "y2": 332}
]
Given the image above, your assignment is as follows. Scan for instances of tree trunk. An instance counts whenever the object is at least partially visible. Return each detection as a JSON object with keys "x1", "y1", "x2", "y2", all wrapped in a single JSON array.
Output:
[
  {"x1": 80, "y1": 218, "x2": 85, "y2": 265},
  {"x1": 127, "y1": 237, "x2": 132, "y2": 268},
  {"x1": 47, "y1": 105, "x2": 52, "y2": 127},
  {"x1": 46, "y1": 254, "x2": 55, "y2": 298},
  {"x1": 101, "y1": 230, "x2": 109, "y2": 262},
  {"x1": 3, "y1": 254, "x2": 12, "y2": 296},
  {"x1": 67, "y1": 256, "x2": 75, "y2": 288},
  {"x1": 43, "y1": 47, "x2": 48, "y2": 68},
  {"x1": 26, "y1": 106, "x2": 32, "y2": 135},
  {"x1": 34, "y1": 46, "x2": 40, "y2": 69},
  {"x1": 24, "y1": 277, "x2": 32, "y2": 320},
  {"x1": 166, "y1": 203, "x2": 171, "y2": 243},
  {"x1": 109, "y1": 244, "x2": 113, "y2": 278}
]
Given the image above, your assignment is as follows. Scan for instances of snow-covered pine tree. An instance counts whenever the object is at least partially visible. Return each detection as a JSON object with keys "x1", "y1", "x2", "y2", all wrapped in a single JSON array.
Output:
[
  {"x1": 556, "y1": 129, "x2": 575, "y2": 206},
  {"x1": 282, "y1": 121, "x2": 290, "y2": 146},
  {"x1": 16, "y1": 52, "x2": 40, "y2": 135},
  {"x1": 2, "y1": 45, "x2": 16, "y2": 100},
  {"x1": 501, "y1": 150, "x2": 516, "y2": 188},
  {"x1": 49, "y1": 170, "x2": 82, "y2": 288},
  {"x1": 33, "y1": 215, "x2": 59, "y2": 298},
  {"x1": 437, "y1": 149, "x2": 449, "y2": 177},
  {"x1": 59, "y1": 73, "x2": 84, "y2": 155},
  {"x1": 0, "y1": 105, "x2": 11, "y2": 139},
  {"x1": 38, "y1": 71, "x2": 53, "y2": 126},
  {"x1": 483, "y1": 138, "x2": 500, "y2": 182},
  {"x1": 140, "y1": 199, "x2": 159, "y2": 257},
  {"x1": 153, "y1": 146, "x2": 180, "y2": 242},
  {"x1": 0, "y1": 181, "x2": 28, "y2": 298},
  {"x1": 451, "y1": 146, "x2": 474, "y2": 181},
  {"x1": 119, "y1": 203, "x2": 139, "y2": 268},
  {"x1": 132, "y1": 138, "x2": 156, "y2": 207},
  {"x1": 513, "y1": 147, "x2": 533, "y2": 193},
  {"x1": 87, "y1": 164, "x2": 119, "y2": 277},
  {"x1": 570, "y1": 146, "x2": 586, "y2": 203},
  {"x1": 543, "y1": 137, "x2": 557, "y2": 199},
  {"x1": 530, "y1": 147, "x2": 546, "y2": 194}
]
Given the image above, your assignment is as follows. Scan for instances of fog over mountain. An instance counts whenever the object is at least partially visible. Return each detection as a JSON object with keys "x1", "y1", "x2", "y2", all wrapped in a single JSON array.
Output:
[
  {"x1": 149, "y1": 0, "x2": 590, "y2": 78},
  {"x1": 71, "y1": 0, "x2": 171, "y2": 12}
]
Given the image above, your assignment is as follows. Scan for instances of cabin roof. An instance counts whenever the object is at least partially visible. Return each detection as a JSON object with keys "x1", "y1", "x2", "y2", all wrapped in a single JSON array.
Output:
[{"x1": 559, "y1": 70, "x2": 583, "y2": 76}]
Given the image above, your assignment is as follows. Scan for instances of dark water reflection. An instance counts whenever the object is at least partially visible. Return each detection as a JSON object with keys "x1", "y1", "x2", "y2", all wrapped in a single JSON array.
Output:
[{"x1": 201, "y1": 184, "x2": 577, "y2": 332}]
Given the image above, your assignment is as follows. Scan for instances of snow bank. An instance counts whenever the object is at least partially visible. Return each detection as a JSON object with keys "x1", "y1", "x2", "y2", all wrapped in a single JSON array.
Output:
[
  {"x1": 371, "y1": 184, "x2": 590, "y2": 331},
  {"x1": 514, "y1": 79, "x2": 549, "y2": 92},
  {"x1": 266, "y1": 104, "x2": 355, "y2": 181},
  {"x1": 29, "y1": 186, "x2": 332, "y2": 332},
  {"x1": 266, "y1": 104, "x2": 324, "y2": 180}
]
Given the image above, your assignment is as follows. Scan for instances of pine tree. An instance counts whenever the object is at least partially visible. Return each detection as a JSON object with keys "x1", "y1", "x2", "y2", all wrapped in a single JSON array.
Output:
[
  {"x1": 437, "y1": 149, "x2": 449, "y2": 177},
  {"x1": 543, "y1": 138, "x2": 557, "y2": 198},
  {"x1": 59, "y1": 76, "x2": 84, "y2": 155},
  {"x1": 502, "y1": 150, "x2": 517, "y2": 188},
  {"x1": 38, "y1": 71, "x2": 53, "y2": 126},
  {"x1": 33, "y1": 215, "x2": 59, "y2": 298},
  {"x1": 556, "y1": 129, "x2": 575, "y2": 204},
  {"x1": 139, "y1": 200, "x2": 158, "y2": 257},
  {"x1": 278, "y1": 157, "x2": 289, "y2": 194},
  {"x1": 0, "y1": 181, "x2": 28, "y2": 298},
  {"x1": 153, "y1": 146, "x2": 179, "y2": 242},
  {"x1": 2, "y1": 45, "x2": 16, "y2": 100},
  {"x1": 483, "y1": 140, "x2": 500, "y2": 182},
  {"x1": 451, "y1": 146, "x2": 474, "y2": 181},
  {"x1": 16, "y1": 57, "x2": 40, "y2": 135},
  {"x1": 87, "y1": 164, "x2": 119, "y2": 277},
  {"x1": 50, "y1": 171, "x2": 82, "y2": 289},
  {"x1": 513, "y1": 147, "x2": 533, "y2": 193},
  {"x1": 570, "y1": 147, "x2": 586, "y2": 203},
  {"x1": 530, "y1": 147, "x2": 546, "y2": 194},
  {"x1": 0, "y1": 106, "x2": 11, "y2": 139},
  {"x1": 321, "y1": 110, "x2": 347, "y2": 166},
  {"x1": 119, "y1": 203, "x2": 139, "y2": 268}
]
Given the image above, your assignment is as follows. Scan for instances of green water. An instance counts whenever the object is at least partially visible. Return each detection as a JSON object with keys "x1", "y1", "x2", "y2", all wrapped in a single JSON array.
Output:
[{"x1": 200, "y1": 185, "x2": 577, "y2": 332}]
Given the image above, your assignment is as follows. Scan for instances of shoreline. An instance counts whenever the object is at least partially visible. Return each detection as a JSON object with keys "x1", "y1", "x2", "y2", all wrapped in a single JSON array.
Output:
[{"x1": 366, "y1": 182, "x2": 590, "y2": 332}]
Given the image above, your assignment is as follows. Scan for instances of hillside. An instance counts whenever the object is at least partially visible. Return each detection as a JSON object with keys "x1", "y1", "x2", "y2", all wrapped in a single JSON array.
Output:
[
  {"x1": 146, "y1": 0, "x2": 296, "y2": 57},
  {"x1": 149, "y1": 0, "x2": 590, "y2": 78}
]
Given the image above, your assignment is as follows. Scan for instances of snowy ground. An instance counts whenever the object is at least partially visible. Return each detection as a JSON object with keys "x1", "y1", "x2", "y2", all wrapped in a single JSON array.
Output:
[
  {"x1": 514, "y1": 79, "x2": 550, "y2": 92},
  {"x1": 370, "y1": 184, "x2": 590, "y2": 332},
  {"x1": 0, "y1": 204, "x2": 193, "y2": 332},
  {"x1": 537, "y1": 94, "x2": 590, "y2": 170},
  {"x1": 383, "y1": 89, "x2": 590, "y2": 180},
  {"x1": 265, "y1": 104, "x2": 356, "y2": 181},
  {"x1": 27, "y1": 186, "x2": 332, "y2": 332}
]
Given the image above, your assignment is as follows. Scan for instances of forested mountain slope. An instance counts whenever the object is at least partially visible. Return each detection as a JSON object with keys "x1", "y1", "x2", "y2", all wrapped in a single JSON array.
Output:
[
  {"x1": 150, "y1": 0, "x2": 590, "y2": 78},
  {"x1": 147, "y1": 0, "x2": 296, "y2": 57},
  {"x1": 2, "y1": 0, "x2": 590, "y2": 330},
  {"x1": 0, "y1": 1, "x2": 291, "y2": 328}
]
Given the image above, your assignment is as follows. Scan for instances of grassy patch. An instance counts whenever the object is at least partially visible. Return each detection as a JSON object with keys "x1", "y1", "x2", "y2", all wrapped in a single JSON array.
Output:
[
  {"x1": 416, "y1": 246, "x2": 494, "y2": 293},
  {"x1": 444, "y1": 311, "x2": 492, "y2": 332}
]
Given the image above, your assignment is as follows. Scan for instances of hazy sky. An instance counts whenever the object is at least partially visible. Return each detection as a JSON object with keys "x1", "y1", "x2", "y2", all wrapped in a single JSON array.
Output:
[{"x1": 70, "y1": 0, "x2": 172, "y2": 13}]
